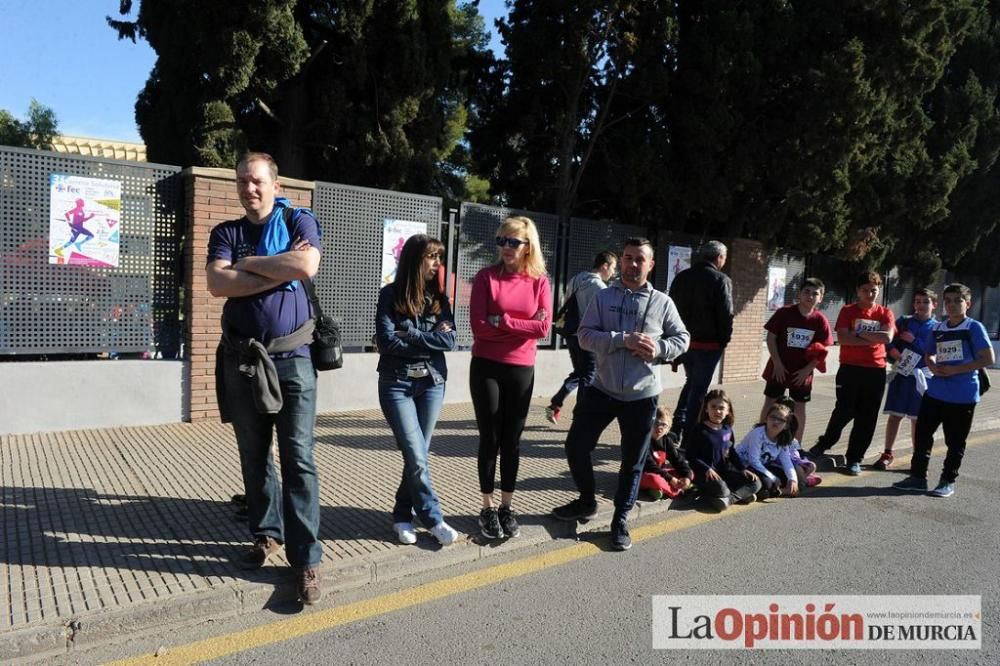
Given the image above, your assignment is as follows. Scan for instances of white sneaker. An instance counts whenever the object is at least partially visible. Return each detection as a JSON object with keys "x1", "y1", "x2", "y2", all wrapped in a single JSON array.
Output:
[
  {"x1": 430, "y1": 521, "x2": 459, "y2": 546},
  {"x1": 393, "y1": 522, "x2": 417, "y2": 545}
]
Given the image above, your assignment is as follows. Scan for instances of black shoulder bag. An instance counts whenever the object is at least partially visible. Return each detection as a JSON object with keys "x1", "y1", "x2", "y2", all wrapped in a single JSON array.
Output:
[{"x1": 283, "y1": 208, "x2": 343, "y2": 370}]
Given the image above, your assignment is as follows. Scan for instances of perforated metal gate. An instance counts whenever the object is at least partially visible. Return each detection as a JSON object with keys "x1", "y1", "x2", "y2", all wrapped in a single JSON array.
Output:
[
  {"x1": 454, "y1": 203, "x2": 558, "y2": 347},
  {"x1": 312, "y1": 181, "x2": 442, "y2": 347},
  {"x1": 0, "y1": 146, "x2": 182, "y2": 356},
  {"x1": 564, "y1": 218, "x2": 644, "y2": 286}
]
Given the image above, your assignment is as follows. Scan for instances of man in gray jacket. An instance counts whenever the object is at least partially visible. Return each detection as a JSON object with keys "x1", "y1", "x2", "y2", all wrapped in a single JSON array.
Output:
[
  {"x1": 545, "y1": 250, "x2": 618, "y2": 425},
  {"x1": 552, "y1": 238, "x2": 689, "y2": 550}
]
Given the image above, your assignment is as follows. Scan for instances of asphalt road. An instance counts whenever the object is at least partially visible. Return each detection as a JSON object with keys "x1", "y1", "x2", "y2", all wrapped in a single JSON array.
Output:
[{"x1": 64, "y1": 431, "x2": 1000, "y2": 666}]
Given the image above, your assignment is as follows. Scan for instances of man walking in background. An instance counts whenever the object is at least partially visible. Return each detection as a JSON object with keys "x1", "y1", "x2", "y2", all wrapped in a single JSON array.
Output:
[
  {"x1": 668, "y1": 241, "x2": 734, "y2": 440},
  {"x1": 545, "y1": 250, "x2": 618, "y2": 425}
]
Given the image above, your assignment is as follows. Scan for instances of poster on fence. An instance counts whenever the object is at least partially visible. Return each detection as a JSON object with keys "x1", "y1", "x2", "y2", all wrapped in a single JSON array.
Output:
[
  {"x1": 382, "y1": 219, "x2": 427, "y2": 285},
  {"x1": 48, "y1": 174, "x2": 122, "y2": 267},
  {"x1": 666, "y1": 245, "x2": 692, "y2": 291},
  {"x1": 768, "y1": 266, "x2": 787, "y2": 311}
]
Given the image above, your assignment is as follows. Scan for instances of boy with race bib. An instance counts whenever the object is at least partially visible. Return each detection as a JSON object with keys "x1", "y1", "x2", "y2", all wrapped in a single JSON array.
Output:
[
  {"x1": 874, "y1": 288, "x2": 937, "y2": 470},
  {"x1": 759, "y1": 278, "x2": 833, "y2": 442},
  {"x1": 808, "y1": 272, "x2": 895, "y2": 475},
  {"x1": 893, "y1": 284, "x2": 995, "y2": 497}
]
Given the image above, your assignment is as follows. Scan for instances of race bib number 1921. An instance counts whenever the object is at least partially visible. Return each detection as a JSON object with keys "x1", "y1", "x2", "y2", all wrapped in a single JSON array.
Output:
[{"x1": 855, "y1": 318, "x2": 881, "y2": 334}]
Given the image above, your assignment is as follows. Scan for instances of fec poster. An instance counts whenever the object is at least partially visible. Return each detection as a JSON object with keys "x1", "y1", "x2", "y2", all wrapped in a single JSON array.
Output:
[
  {"x1": 48, "y1": 174, "x2": 122, "y2": 267},
  {"x1": 381, "y1": 219, "x2": 427, "y2": 286}
]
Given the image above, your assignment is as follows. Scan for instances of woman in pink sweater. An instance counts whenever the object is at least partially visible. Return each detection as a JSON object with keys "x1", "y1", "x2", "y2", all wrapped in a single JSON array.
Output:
[{"x1": 470, "y1": 215, "x2": 551, "y2": 540}]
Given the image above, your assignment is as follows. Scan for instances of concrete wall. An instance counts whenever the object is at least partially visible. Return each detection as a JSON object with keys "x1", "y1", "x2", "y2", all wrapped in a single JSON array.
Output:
[
  {"x1": 315, "y1": 348, "x2": 698, "y2": 413},
  {"x1": 0, "y1": 348, "x2": 706, "y2": 436},
  {"x1": 0, "y1": 360, "x2": 184, "y2": 435}
]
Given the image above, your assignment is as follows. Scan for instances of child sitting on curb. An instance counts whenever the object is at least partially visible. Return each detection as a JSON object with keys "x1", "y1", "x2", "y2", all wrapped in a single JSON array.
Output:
[
  {"x1": 687, "y1": 390, "x2": 762, "y2": 512},
  {"x1": 640, "y1": 406, "x2": 693, "y2": 500},
  {"x1": 735, "y1": 402, "x2": 800, "y2": 500}
]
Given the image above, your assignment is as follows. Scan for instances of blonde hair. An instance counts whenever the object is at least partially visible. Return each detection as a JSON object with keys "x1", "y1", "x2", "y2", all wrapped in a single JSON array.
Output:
[{"x1": 496, "y1": 216, "x2": 547, "y2": 279}]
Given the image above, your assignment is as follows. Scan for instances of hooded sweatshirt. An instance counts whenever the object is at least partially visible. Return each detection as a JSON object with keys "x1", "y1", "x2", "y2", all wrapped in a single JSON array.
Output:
[
  {"x1": 577, "y1": 279, "x2": 690, "y2": 400},
  {"x1": 566, "y1": 270, "x2": 608, "y2": 326}
]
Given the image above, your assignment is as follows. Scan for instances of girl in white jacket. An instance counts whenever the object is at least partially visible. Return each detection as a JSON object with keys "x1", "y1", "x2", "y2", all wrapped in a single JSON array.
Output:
[{"x1": 735, "y1": 403, "x2": 799, "y2": 498}]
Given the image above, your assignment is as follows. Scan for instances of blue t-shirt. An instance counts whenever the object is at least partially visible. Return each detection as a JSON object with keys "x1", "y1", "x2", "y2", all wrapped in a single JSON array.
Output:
[
  {"x1": 888, "y1": 315, "x2": 937, "y2": 371},
  {"x1": 206, "y1": 209, "x2": 322, "y2": 358},
  {"x1": 922, "y1": 317, "x2": 990, "y2": 404}
]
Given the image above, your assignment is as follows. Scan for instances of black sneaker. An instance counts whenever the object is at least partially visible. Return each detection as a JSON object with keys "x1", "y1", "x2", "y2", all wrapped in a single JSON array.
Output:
[
  {"x1": 610, "y1": 517, "x2": 632, "y2": 551},
  {"x1": 478, "y1": 507, "x2": 502, "y2": 539},
  {"x1": 498, "y1": 505, "x2": 521, "y2": 538},
  {"x1": 552, "y1": 498, "x2": 598, "y2": 521},
  {"x1": 806, "y1": 443, "x2": 828, "y2": 459}
]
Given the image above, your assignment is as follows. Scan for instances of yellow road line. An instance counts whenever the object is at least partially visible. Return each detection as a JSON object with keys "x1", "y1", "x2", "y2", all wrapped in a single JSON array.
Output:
[{"x1": 106, "y1": 432, "x2": 995, "y2": 665}]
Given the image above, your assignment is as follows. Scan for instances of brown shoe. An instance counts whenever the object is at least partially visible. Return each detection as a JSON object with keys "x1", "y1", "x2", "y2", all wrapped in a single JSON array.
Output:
[
  {"x1": 238, "y1": 536, "x2": 280, "y2": 570},
  {"x1": 298, "y1": 566, "x2": 322, "y2": 605}
]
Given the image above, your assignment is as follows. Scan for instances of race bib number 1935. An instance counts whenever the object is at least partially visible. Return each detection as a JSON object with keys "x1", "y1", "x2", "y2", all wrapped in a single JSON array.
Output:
[{"x1": 786, "y1": 327, "x2": 815, "y2": 349}]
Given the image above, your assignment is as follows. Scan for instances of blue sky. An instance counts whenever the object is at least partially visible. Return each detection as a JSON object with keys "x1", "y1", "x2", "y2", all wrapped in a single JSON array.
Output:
[{"x1": 0, "y1": 0, "x2": 506, "y2": 143}]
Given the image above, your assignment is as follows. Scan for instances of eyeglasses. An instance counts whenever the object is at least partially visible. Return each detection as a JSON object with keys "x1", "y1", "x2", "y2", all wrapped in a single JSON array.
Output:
[
  {"x1": 767, "y1": 415, "x2": 789, "y2": 424},
  {"x1": 496, "y1": 236, "x2": 528, "y2": 249},
  {"x1": 654, "y1": 421, "x2": 670, "y2": 428}
]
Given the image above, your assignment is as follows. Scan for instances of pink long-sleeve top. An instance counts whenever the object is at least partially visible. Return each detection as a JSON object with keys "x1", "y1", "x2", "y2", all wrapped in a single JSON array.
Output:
[{"x1": 470, "y1": 265, "x2": 552, "y2": 367}]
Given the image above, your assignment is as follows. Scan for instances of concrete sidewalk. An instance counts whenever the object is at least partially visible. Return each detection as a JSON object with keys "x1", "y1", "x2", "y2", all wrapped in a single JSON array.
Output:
[{"x1": 2, "y1": 373, "x2": 998, "y2": 661}]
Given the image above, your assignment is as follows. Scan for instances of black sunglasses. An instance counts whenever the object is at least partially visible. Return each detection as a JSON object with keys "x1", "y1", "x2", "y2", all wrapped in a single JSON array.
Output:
[{"x1": 496, "y1": 236, "x2": 528, "y2": 249}]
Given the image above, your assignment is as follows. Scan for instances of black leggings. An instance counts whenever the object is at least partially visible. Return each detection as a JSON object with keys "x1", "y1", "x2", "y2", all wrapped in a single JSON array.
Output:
[{"x1": 470, "y1": 356, "x2": 534, "y2": 494}]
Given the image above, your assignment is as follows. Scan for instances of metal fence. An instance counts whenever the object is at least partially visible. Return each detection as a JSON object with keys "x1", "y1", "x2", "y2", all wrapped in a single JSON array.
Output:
[
  {"x1": 312, "y1": 181, "x2": 442, "y2": 347},
  {"x1": 5, "y1": 143, "x2": 997, "y2": 361},
  {"x1": 0, "y1": 146, "x2": 182, "y2": 356},
  {"x1": 453, "y1": 203, "x2": 559, "y2": 347}
]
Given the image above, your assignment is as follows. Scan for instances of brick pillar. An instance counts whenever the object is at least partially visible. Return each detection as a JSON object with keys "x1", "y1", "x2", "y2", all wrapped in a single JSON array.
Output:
[
  {"x1": 719, "y1": 237, "x2": 768, "y2": 383},
  {"x1": 183, "y1": 167, "x2": 314, "y2": 422}
]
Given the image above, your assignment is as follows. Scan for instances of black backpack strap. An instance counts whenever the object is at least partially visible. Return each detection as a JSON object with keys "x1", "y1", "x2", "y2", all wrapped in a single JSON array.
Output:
[{"x1": 282, "y1": 207, "x2": 324, "y2": 319}]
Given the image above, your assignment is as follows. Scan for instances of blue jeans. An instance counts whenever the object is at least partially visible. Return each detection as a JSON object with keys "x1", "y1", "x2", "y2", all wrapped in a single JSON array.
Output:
[
  {"x1": 378, "y1": 374, "x2": 446, "y2": 527},
  {"x1": 550, "y1": 336, "x2": 597, "y2": 408},
  {"x1": 672, "y1": 349, "x2": 724, "y2": 437},
  {"x1": 564, "y1": 386, "x2": 658, "y2": 514},
  {"x1": 223, "y1": 355, "x2": 321, "y2": 568}
]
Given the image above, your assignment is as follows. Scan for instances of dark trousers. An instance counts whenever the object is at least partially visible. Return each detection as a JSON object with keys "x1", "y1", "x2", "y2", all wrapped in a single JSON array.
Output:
[
  {"x1": 470, "y1": 357, "x2": 534, "y2": 494},
  {"x1": 816, "y1": 364, "x2": 886, "y2": 464},
  {"x1": 908, "y1": 394, "x2": 975, "y2": 483},
  {"x1": 672, "y1": 349, "x2": 724, "y2": 437},
  {"x1": 564, "y1": 386, "x2": 658, "y2": 514},
  {"x1": 550, "y1": 336, "x2": 597, "y2": 408},
  {"x1": 699, "y1": 469, "x2": 762, "y2": 503},
  {"x1": 223, "y1": 355, "x2": 321, "y2": 568}
]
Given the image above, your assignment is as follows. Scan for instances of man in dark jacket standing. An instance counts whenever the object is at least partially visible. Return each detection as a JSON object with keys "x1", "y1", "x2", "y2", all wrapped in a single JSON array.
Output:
[{"x1": 668, "y1": 240, "x2": 734, "y2": 439}]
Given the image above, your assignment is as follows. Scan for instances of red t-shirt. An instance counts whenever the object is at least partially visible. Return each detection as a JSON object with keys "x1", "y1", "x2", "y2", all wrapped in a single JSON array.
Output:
[
  {"x1": 835, "y1": 303, "x2": 895, "y2": 368},
  {"x1": 763, "y1": 305, "x2": 833, "y2": 386}
]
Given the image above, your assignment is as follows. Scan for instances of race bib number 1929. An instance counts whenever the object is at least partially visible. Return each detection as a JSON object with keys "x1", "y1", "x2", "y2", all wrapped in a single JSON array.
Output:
[{"x1": 935, "y1": 339, "x2": 964, "y2": 363}]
